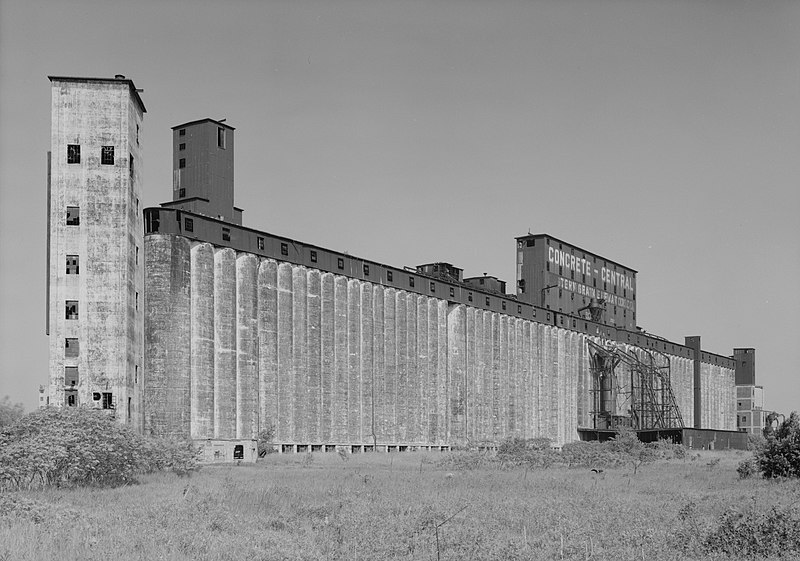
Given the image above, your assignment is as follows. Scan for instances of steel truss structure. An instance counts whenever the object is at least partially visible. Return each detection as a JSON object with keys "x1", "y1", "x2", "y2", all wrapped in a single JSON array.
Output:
[{"x1": 587, "y1": 340, "x2": 684, "y2": 431}]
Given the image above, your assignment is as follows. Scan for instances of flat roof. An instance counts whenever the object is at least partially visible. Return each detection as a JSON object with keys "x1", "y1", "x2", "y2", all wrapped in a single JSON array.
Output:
[
  {"x1": 48, "y1": 75, "x2": 146, "y2": 113},
  {"x1": 172, "y1": 118, "x2": 235, "y2": 131},
  {"x1": 516, "y1": 233, "x2": 637, "y2": 274}
]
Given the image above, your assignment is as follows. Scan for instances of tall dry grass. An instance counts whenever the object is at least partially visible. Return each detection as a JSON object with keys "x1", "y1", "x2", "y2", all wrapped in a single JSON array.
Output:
[{"x1": 1, "y1": 449, "x2": 798, "y2": 560}]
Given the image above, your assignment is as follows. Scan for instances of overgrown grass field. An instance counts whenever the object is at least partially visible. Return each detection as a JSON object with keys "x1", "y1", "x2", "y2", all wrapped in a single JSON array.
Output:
[{"x1": 2, "y1": 448, "x2": 799, "y2": 560}]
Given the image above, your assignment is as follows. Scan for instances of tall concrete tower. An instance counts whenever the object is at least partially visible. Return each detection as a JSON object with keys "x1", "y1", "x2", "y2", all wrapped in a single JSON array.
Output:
[{"x1": 46, "y1": 75, "x2": 146, "y2": 428}]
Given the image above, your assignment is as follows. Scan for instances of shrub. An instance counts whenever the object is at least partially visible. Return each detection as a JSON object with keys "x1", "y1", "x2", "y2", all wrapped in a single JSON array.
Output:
[
  {"x1": 0, "y1": 407, "x2": 200, "y2": 490},
  {"x1": 756, "y1": 411, "x2": 800, "y2": 479},
  {"x1": 257, "y1": 425, "x2": 277, "y2": 457},
  {"x1": 704, "y1": 505, "x2": 800, "y2": 558},
  {"x1": 737, "y1": 458, "x2": 759, "y2": 479}
]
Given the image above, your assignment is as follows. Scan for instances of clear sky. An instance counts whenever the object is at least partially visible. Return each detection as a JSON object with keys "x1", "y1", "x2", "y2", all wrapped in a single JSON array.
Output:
[{"x1": 1, "y1": 0, "x2": 798, "y2": 416}]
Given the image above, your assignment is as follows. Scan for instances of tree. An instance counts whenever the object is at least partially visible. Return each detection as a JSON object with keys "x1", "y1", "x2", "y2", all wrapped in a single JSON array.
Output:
[
  {"x1": 757, "y1": 411, "x2": 800, "y2": 479},
  {"x1": 0, "y1": 396, "x2": 25, "y2": 428}
]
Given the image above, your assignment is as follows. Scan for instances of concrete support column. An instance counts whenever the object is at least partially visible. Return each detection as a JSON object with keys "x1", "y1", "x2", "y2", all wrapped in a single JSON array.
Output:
[
  {"x1": 190, "y1": 243, "x2": 215, "y2": 439},
  {"x1": 213, "y1": 248, "x2": 237, "y2": 439},
  {"x1": 257, "y1": 259, "x2": 278, "y2": 438},
  {"x1": 236, "y1": 254, "x2": 258, "y2": 439}
]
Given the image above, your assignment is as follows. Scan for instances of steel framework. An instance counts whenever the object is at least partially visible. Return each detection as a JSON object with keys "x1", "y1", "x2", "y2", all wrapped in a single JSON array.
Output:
[{"x1": 587, "y1": 340, "x2": 684, "y2": 431}]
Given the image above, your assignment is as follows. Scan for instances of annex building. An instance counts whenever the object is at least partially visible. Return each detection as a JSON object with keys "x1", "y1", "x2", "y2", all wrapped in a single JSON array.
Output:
[{"x1": 46, "y1": 76, "x2": 753, "y2": 459}]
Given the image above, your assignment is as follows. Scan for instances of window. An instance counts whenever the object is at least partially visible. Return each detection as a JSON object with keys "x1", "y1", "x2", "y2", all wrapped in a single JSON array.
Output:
[
  {"x1": 517, "y1": 305, "x2": 522, "y2": 313},
  {"x1": 546, "y1": 263, "x2": 550, "y2": 272},
  {"x1": 65, "y1": 338, "x2": 79, "y2": 358},
  {"x1": 135, "y1": 365, "x2": 139, "y2": 384},
  {"x1": 65, "y1": 301, "x2": 78, "y2": 320},
  {"x1": 502, "y1": 301, "x2": 506, "y2": 311},
  {"x1": 179, "y1": 188, "x2": 186, "y2": 198},
  {"x1": 387, "y1": 270, "x2": 393, "y2": 282},
  {"x1": 364, "y1": 264, "x2": 370, "y2": 276},
  {"x1": 558, "y1": 265, "x2": 563, "y2": 275},
  {"x1": 409, "y1": 276, "x2": 415, "y2": 288},
  {"x1": 101, "y1": 393, "x2": 114, "y2": 410},
  {"x1": 233, "y1": 445, "x2": 244, "y2": 460},
  {"x1": 449, "y1": 287, "x2": 455, "y2": 298},
  {"x1": 337, "y1": 258, "x2": 344, "y2": 270},
  {"x1": 66, "y1": 392, "x2": 77, "y2": 407},
  {"x1": 67, "y1": 144, "x2": 80, "y2": 163},
  {"x1": 526, "y1": 239, "x2": 535, "y2": 247},
  {"x1": 129, "y1": 154, "x2": 134, "y2": 179},
  {"x1": 558, "y1": 289, "x2": 562, "y2": 298},
  {"x1": 218, "y1": 127, "x2": 226, "y2": 149},
  {"x1": 179, "y1": 128, "x2": 186, "y2": 136},
  {"x1": 430, "y1": 282, "x2": 435, "y2": 293},
  {"x1": 479, "y1": 278, "x2": 485, "y2": 285},
  {"x1": 66, "y1": 206, "x2": 80, "y2": 225},
  {"x1": 310, "y1": 250, "x2": 317, "y2": 262},
  {"x1": 101, "y1": 146, "x2": 114, "y2": 165},
  {"x1": 280, "y1": 243, "x2": 288, "y2": 256},
  {"x1": 485, "y1": 297, "x2": 490, "y2": 306},
  {"x1": 257, "y1": 237, "x2": 265, "y2": 251},
  {"x1": 184, "y1": 218, "x2": 193, "y2": 232},
  {"x1": 468, "y1": 292, "x2": 473, "y2": 302},
  {"x1": 179, "y1": 158, "x2": 186, "y2": 169},
  {"x1": 136, "y1": 124, "x2": 139, "y2": 145},
  {"x1": 179, "y1": 143, "x2": 185, "y2": 150},
  {"x1": 66, "y1": 255, "x2": 79, "y2": 274},
  {"x1": 65, "y1": 367, "x2": 78, "y2": 387},
  {"x1": 222, "y1": 227, "x2": 231, "y2": 242},
  {"x1": 135, "y1": 246, "x2": 139, "y2": 264},
  {"x1": 135, "y1": 291, "x2": 139, "y2": 311}
]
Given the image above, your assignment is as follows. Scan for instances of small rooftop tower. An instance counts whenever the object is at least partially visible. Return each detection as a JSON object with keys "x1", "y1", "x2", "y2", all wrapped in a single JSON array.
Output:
[{"x1": 163, "y1": 118, "x2": 242, "y2": 225}]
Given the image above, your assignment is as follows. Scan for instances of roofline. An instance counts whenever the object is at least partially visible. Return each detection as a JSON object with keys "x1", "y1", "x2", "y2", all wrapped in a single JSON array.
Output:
[
  {"x1": 516, "y1": 233, "x2": 637, "y2": 274},
  {"x1": 48, "y1": 75, "x2": 146, "y2": 113},
  {"x1": 172, "y1": 118, "x2": 235, "y2": 131}
]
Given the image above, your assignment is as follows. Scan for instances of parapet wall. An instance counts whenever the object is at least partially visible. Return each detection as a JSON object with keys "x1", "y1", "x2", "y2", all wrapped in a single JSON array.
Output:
[{"x1": 144, "y1": 234, "x2": 735, "y2": 447}]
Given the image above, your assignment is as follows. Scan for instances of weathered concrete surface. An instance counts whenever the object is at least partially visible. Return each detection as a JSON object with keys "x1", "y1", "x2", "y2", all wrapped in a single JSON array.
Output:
[{"x1": 144, "y1": 245, "x2": 737, "y2": 447}]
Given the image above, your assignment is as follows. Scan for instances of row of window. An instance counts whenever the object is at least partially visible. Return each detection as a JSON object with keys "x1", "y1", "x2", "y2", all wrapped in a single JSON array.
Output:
[
  {"x1": 65, "y1": 294, "x2": 138, "y2": 319},
  {"x1": 64, "y1": 389, "x2": 115, "y2": 409},
  {"x1": 176, "y1": 126, "x2": 226, "y2": 148},
  {"x1": 66, "y1": 145, "x2": 135, "y2": 178}
]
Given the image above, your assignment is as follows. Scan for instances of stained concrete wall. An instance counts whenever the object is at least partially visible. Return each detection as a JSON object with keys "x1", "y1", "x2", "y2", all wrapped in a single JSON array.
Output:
[
  {"x1": 144, "y1": 236, "x2": 737, "y2": 445},
  {"x1": 48, "y1": 78, "x2": 144, "y2": 427}
]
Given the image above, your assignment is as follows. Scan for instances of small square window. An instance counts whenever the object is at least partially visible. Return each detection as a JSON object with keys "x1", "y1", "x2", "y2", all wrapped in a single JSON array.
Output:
[
  {"x1": 66, "y1": 301, "x2": 78, "y2": 320},
  {"x1": 409, "y1": 276, "x2": 415, "y2": 288},
  {"x1": 65, "y1": 367, "x2": 79, "y2": 387},
  {"x1": 387, "y1": 271, "x2": 393, "y2": 282},
  {"x1": 102, "y1": 392, "x2": 114, "y2": 410},
  {"x1": 66, "y1": 255, "x2": 79, "y2": 274},
  {"x1": 101, "y1": 146, "x2": 114, "y2": 165},
  {"x1": 179, "y1": 158, "x2": 186, "y2": 169},
  {"x1": 67, "y1": 144, "x2": 80, "y2": 164},
  {"x1": 280, "y1": 243, "x2": 288, "y2": 256},
  {"x1": 66, "y1": 206, "x2": 80, "y2": 225},
  {"x1": 337, "y1": 258, "x2": 344, "y2": 270},
  {"x1": 179, "y1": 143, "x2": 186, "y2": 151},
  {"x1": 179, "y1": 188, "x2": 186, "y2": 198},
  {"x1": 364, "y1": 264, "x2": 370, "y2": 276},
  {"x1": 65, "y1": 338, "x2": 79, "y2": 358},
  {"x1": 430, "y1": 282, "x2": 435, "y2": 293},
  {"x1": 184, "y1": 218, "x2": 193, "y2": 232},
  {"x1": 310, "y1": 250, "x2": 317, "y2": 263},
  {"x1": 449, "y1": 287, "x2": 455, "y2": 298},
  {"x1": 179, "y1": 129, "x2": 186, "y2": 136},
  {"x1": 257, "y1": 237, "x2": 265, "y2": 250},
  {"x1": 222, "y1": 227, "x2": 230, "y2": 241}
]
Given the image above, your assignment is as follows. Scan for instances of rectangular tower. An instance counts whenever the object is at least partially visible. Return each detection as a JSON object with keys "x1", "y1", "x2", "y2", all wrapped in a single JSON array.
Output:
[{"x1": 47, "y1": 75, "x2": 146, "y2": 428}]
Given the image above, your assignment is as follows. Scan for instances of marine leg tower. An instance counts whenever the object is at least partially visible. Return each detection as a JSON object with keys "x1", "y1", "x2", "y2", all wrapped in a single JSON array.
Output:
[{"x1": 46, "y1": 76, "x2": 146, "y2": 428}]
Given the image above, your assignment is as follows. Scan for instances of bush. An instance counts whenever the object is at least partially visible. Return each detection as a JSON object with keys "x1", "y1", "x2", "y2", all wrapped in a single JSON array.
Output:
[
  {"x1": 737, "y1": 458, "x2": 759, "y2": 479},
  {"x1": 0, "y1": 407, "x2": 200, "y2": 490},
  {"x1": 704, "y1": 506, "x2": 800, "y2": 558},
  {"x1": 756, "y1": 411, "x2": 800, "y2": 479},
  {"x1": 257, "y1": 425, "x2": 277, "y2": 457}
]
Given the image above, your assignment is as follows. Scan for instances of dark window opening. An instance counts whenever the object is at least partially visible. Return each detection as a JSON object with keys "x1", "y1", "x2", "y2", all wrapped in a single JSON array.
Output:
[
  {"x1": 517, "y1": 305, "x2": 522, "y2": 313},
  {"x1": 409, "y1": 276, "x2": 415, "y2": 288},
  {"x1": 518, "y1": 279, "x2": 525, "y2": 293},
  {"x1": 526, "y1": 239, "x2": 535, "y2": 247},
  {"x1": 135, "y1": 365, "x2": 139, "y2": 384},
  {"x1": 135, "y1": 246, "x2": 139, "y2": 265},
  {"x1": 184, "y1": 218, "x2": 193, "y2": 232},
  {"x1": 558, "y1": 265, "x2": 563, "y2": 275},
  {"x1": 337, "y1": 258, "x2": 344, "y2": 270},
  {"x1": 135, "y1": 291, "x2": 139, "y2": 311},
  {"x1": 430, "y1": 282, "x2": 435, "y2": 293},
  {"x1": 280, "y1": 243, "x2": 288, "y2": 256},
  {"x1": 65, "y1": 301, "x2": 78, "y2": 320},
  {"x1": 502, "y1": 301, "x2": 506, "y2": 310},
  {"x1": 364, "y1": 264, "x2": 370, "y2": 276},
  {"x1": 66, "y1": 255, "x2": 79, "y2": 274},
  {"x1": 558, "y1": 289, "x2": 562, "y2": 298},
  {"x1": 179, "y1": 158, "x2": 186, "y2": 169},
  {"x1": 468, "y1": 292, "x2": 473, "y2": 302},
  {"x1": 485, "y1": 297, "x2": 490, "y2": 306},
  {"x1": 65, "y1": 366, "x2": 78, "y2": 387},
  {"x1": 257, "y1": 237, "x2": 265, "y2": 251},
  {"x1": 222, "y1": 227, "x2": 231, "y2": 242},
  {"x1": 546, "y1": 263, "x2": 550, "y2": 271},
  {"x1": 387, "y1": 270, "x2": 393, "y2": 282},
  {"x1": 179, "y1": 143, "x2": 185, "y2": 151},
  {"x1": 310, "y1": 250, "x2": 317, "y2": 262},
  {"x1": 179, "y1": 188, "x2": 186, "y2": 198},
  {"x1": 136, "y1": 124, "x2": 139, "y2": 145},
  {"x1": 102, "y1": 392, "x2": 114, "y2": 410},
  {"x1": 179, "y1": 128, "x2": 186, "y2": 136},
  {"x1": 129, "y1": 154, "x2": 134, "y2": 179},
  {"x1": 66, "y1": 206, "x2": 80, "y2": 226},
  {"x1": 67, "y1": 144, "x2": 80, "y2": 164},
  {"x1": 218, "y1": 127, "x2": 226, "y2": 149},
  {"x1": 101, "y1": 146, "x2": 114, "y2": 165},
  {"x1": 66, "y1": 392, "x2": 77, "y2": 407},
  {"x1": 65, "y1": 338, "x2": 79, "y2": 358},
  {"x1": 233, "y1": 445, "x2": 244, "y2": 459},
  {"x1": 449, "y1": 287, "x2": 455, "y2": 298},
  {"x1": 128, "y1": 397, "x2": 131, "y2": 421},
  {"x1": 479, "y1": 278, "x2": 485, "y2": 285}
]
